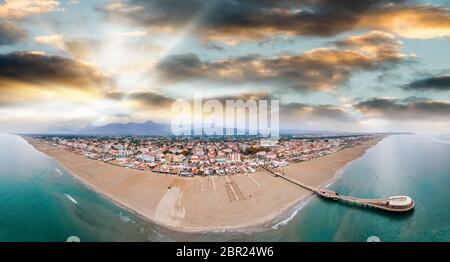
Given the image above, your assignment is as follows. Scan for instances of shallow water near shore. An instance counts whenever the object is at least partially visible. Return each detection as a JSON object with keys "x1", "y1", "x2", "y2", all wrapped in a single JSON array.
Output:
[{"x1": 0, "y1": 134, "x2": 449, "y2": 241}]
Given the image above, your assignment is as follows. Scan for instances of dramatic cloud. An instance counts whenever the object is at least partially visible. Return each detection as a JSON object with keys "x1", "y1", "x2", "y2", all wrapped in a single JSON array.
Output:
[
  {"x1": 0, "y1": 52, "x2": 113, "y2": 89},
  {"x1": 98, "y1": 0, "x2": 450, "y2": 43},
  {"x1": 0, "y1": 52, "x2": 116, "y2": 107},
  {"x1": 0, "y1": 21, "x2": 27, "y2": 45},
  {"x1": 0, "y1": 1, "x2": 61, "y2": 47},
  {"x1": 282, "y1": 102, "x2": 356, "y2": 122},
  {"x1": 366, "y1": 4, "x2": 450, "y2": 39},
  {"x1": 127, "y1": 90, "x2": 271, "y2": 109},
  {"x1": 0, "y1": 0, "x2": 61, "y2": 20},
  {"x1": 333, "y1": 31, "x2": 403, "y2": 57},
  {"x1": 127, "y1": 91, "x2": 175, "y2": 107},
  {"x1": 404, "y1": 76, "x2": 450, "y2": 91},
  {"x1": 355, "y1": 97, "x2": 450, "y2": 120},
  {"x1": 123, "y1": 89, "x2": 358, "y2": 130},
  {"x1": 156, "y1": 31, "x2": 411, "y2": 91},
  {"x1": 2, "y1": 0, "x2": 450, "y2": 133}
]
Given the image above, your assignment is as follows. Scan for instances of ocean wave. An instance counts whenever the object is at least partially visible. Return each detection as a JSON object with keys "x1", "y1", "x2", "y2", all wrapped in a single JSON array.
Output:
[
  {"x1": 325, "y1": 164, "x2": 347, "y2": 188},
  {"x1": 119, "y1": 211, "x2": 133, "y2": 223},
  {"x1": 54, "y1": 168, "x2": 63, "y2": 176},
  {"x1": 64, "y1": 194, "x2": 79, "y2": 205},
  {"x1": 323, "y1": 182, "x2": 333, "y2": 188},
  {"x1": 272, "y1": 197, "x2": 313, "y2": 229}
]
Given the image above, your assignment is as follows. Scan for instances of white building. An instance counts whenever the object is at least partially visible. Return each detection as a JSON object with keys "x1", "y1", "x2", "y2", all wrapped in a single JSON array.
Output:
[{"x1": 228, "y1": 153, "x2": 241, "y2": 162}]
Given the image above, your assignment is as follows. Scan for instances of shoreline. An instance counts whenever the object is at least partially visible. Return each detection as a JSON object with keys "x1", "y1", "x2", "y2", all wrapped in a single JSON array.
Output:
[
  {"x1": 265, "y1": 138, "x2": 384, "y2": 232},
  {"x1": 22, "y1": 136, "x2": 385, "y2": 233}
]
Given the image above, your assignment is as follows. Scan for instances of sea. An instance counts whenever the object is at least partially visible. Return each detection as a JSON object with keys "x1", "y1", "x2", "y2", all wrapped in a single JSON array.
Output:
[{"x1": 0, "y1": 134, "x2": 449, "y2": 242}]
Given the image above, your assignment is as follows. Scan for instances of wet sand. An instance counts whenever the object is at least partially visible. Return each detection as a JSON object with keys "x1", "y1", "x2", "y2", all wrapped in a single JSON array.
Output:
[{"x1": 24, "y1": 137, "x2": 384, "y2": 232}]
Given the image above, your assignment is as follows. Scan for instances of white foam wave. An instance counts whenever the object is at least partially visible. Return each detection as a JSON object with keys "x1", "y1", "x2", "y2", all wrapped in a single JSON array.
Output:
[
  {"x1": 272, "y1": 197, "x2": 312, "y2": 229},
  {"x1": 119, "y1": 212, "x2": 133, "y2": 223},
  {"x1": 323, "y1": 182, "x2": 333, "y2": 188},
  {"x1": 64, "y1": 194, "x2": 79, "y2": 205},
  {"x1": 54, "y1": 168, "x2": 63, "y2": 176}
]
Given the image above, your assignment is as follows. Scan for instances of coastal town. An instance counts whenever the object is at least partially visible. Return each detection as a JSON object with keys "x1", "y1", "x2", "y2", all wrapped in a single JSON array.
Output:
[{"x1": 33, "y1": 135, "x2": 378, "y2": 177}]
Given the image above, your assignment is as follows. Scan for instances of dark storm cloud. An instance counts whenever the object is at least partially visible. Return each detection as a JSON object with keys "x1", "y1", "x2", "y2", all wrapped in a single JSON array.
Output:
[
  {"x1": 156, "y1": 53, "x2": 204, "y2": 83},
  {"x1": 354, "y1": 97, "x2": 450, "y2": 120},
  {"x1": 155, "y1": 31, "x2": 409, "y2": 91},
  {"x1": 0, "y1": 22, "x2": 27, "y2": 46},
  {"x1": 404, "y1": 76, "x2": 450, "y2": 91},
  {"x1": 128, "y1": 91, "x2": 175, "y2": 107},
  {"x1": 98, "y1": 0, "x2": 450, "y2": 42},
  {"x1": 97, "y1": 0, "x2": 389, "y2": 41},
  {"x1": 0, "y1": 52, "x2": 113, "y2": 89}
]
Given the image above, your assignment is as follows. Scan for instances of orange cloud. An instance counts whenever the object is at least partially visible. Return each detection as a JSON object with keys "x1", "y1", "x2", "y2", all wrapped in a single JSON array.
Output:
[
  {"x1": 360, "y1": 5, "x2": 450, "y2": 39},
  {"x1": 0, "y1": 52, "x2": 115, "y2": 105},
  {"x1": 0, "y1": 0, "x2": 61, "y2": 20},
  {"x1": 98, "y1": 1, "x2": 450, "y2": 43},
  {"x1": 156, "y1": 31, "x2": 411, "y2": 91}
]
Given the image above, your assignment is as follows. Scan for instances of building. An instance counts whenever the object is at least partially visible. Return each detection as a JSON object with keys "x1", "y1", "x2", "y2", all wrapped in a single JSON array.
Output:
[
  {"x1": 140, "y1": 154, "x2": 155, "y2": 163},
  {"x1": 190, "y1": 155, "x2": 199, "y2": 163},
  {"x1": 172, "y1": 154, "x2": 185, "y2": 163},
  {"x1": 228, "y1": 153, "x2": 241, "y2": 162},
  {"x1": 260, "y1": 138, "x2": 278, "y2": 148}
]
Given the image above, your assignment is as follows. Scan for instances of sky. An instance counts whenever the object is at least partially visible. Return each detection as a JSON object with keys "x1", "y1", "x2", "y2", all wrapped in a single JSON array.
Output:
[{"x1": 0, "y1": 0, "x2": 450, "y2": 134}]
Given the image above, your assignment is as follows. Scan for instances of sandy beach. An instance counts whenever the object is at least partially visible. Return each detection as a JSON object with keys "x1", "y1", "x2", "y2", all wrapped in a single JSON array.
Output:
[{"x1": 24, "y1": 136, "x2": 384, "y2": 232}]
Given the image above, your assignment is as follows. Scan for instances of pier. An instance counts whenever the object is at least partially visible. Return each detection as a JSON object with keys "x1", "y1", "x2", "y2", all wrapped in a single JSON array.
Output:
[{"x1": 259, "y1": 165, "x2": 415, "y2": 212}]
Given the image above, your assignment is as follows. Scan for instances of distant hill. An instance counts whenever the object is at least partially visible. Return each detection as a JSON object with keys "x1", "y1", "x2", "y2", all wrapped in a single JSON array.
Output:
[
  {"x1": 46, "y1": 121, "x2": 372, "y2": 137},
  {"x1": 78, "y1": 121, "x2": 172, "y2": 136}
]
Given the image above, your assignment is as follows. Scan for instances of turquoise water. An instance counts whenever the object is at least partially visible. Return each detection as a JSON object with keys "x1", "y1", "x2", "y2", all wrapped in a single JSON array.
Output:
[
  {"x1": 0, "y1": 134, "x2": 449, "y2": 242},
  {"x1": 0, "y1": 134, "x2": 172, "y2": 242},
  {"x1": 230, "y1": 134, "x2": 450, "y2": 242}
]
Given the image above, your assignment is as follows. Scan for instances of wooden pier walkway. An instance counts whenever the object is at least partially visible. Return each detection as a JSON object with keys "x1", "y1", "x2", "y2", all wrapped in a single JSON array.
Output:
[{"x1": 259, "y1": 165, "x2": 415, "y2": 212}]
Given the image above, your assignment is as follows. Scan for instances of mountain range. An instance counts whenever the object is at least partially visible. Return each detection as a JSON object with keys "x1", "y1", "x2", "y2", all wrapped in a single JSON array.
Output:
[
  {"x1": 78, "y1": 121, "x2": 172, "y2": 136},
  {"x1": 43, "y1": 121, "x2": 364, "y2": 136}
]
